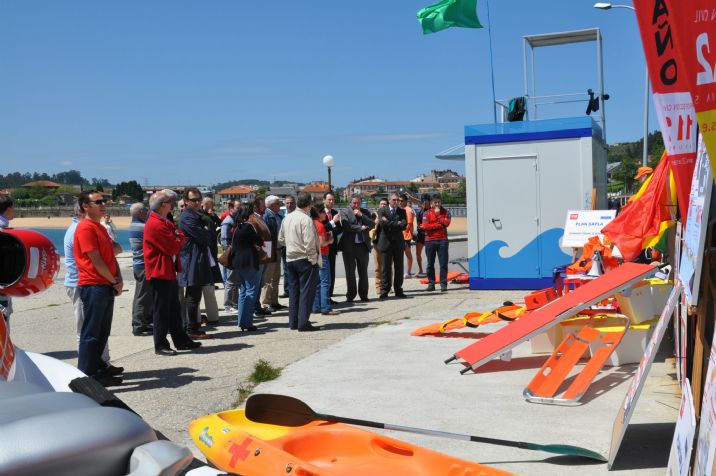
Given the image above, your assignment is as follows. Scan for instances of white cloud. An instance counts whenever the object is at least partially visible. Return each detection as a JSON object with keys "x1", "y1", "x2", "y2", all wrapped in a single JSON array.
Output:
[{"x1": 60, "y1": 160, "x2": 72, "y2": 166}]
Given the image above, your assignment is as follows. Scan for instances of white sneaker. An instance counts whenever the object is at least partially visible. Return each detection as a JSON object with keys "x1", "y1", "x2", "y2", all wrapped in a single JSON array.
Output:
[{"x1": 224, "y1": 306, "x2": 238, "y2": 313}]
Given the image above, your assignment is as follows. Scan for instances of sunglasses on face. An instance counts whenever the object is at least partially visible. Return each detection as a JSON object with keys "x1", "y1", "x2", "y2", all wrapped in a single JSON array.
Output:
[
  {"x1": 187, "y1": 198, "x2": 201, "y2": 203},
  {"x1": 90, "y1": 199, "x2": 107, "y2": 205}
]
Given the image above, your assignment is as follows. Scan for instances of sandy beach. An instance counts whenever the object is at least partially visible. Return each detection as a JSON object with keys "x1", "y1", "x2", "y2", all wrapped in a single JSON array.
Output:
[
  {"x1": 11, "y1": 216, "x2": 133, "y2": 230},
  {"x1": 10, "y1": 215, "x2": 469, "y2": 234}
]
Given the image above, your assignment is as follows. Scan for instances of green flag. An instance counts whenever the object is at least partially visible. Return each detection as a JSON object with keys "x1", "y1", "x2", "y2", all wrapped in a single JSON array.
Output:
[{"x1": 417, "y1": 0, "x2": 482, "y2": 34}]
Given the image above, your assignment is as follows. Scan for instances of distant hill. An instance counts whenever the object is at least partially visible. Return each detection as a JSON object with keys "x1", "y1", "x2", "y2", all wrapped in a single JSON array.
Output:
[{"x1": 606, "y1": 131, "x2": 664, "y2": 193}]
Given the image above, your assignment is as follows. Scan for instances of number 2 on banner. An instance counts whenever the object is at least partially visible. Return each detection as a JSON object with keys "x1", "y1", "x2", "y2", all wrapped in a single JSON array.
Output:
[{"x1": 697, "y1": 33, "x2": 716, "y2": 86}]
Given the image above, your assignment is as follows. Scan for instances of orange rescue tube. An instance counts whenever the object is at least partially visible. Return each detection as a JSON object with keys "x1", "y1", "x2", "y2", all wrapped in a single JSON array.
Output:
[{"x1": 189, "y1": 409, "x2": 513, "y2": 476}]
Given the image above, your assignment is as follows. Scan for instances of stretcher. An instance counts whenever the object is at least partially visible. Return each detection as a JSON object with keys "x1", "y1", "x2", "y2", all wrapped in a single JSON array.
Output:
[
  {"x1": 444, "y1": 263, "x2": 657, "y2": 374},
  {"x1": 418, "y1": 258, "x2": 470, "y2": 284},
  {"x1": 523, "y1": 315, "x2": 629, "y2": 405},
  {"x1": 411, "y1": 305, "x2": 526, "y2": 337}
]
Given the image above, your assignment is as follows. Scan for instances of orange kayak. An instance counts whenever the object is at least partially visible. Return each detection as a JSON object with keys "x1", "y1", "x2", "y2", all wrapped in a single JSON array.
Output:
[{"x1": 189, "y1": 409, "x2": 513, "y2": 476}]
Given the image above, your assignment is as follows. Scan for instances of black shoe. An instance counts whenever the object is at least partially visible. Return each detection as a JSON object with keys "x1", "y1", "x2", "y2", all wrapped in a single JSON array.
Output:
[
  {"x1": 132, "y1": 327, "x2": 153, "y2": 336},
  {"x1": 176, "y1": 341, "x2": 202, "y2": 350},
  {"x1": 290, "y1": 326, "x2": 298, "y2": 330},
  {"x1": 360, "y1": 297, "x2": 370, "y2": 302},
  {"x1": 155, "y1": 347, "x2": 177, "y2": 356},
  {"x1": 440, "y1": 285, "x2": 448, "y2": 293},
  {"x1": 93, "y1": 374, "x2": 123, "y2": 387},
  {"x1": 280, "y1": 293, "x2": 289, "y2": 298},
  {"x1": 426, "y1": 284, "x2": 435, "y2": 292},
  {"x1": 241, "y1": 325, "x2": 258, "y2": 331},
  {"x1": 329, "y1": 299, "x2": 338, "y2": 305},
  {"x1": 187, "y1": 331, "x2": 212, "y2": 340},
  {"x1": 272, "y1": 303, "x2": 287, "y2": 310},
  {"x1": 395, "y1": 293, "x2": 408, "y2": 298},
  {"x1": 106, "y1": 364, "x2": 124, "y2": 375},
  {"x1": 379, "y1": 294, "x2": 388, "y2": 300},
  {"x1": 298, "y1": 323, "x2": 319, "y2": 332}
]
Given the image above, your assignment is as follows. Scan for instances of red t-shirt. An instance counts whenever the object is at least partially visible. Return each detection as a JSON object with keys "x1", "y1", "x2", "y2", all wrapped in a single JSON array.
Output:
[
  {"x1": 314, "y1": 219, "x2": 329, "y2": 256},
  {"x1": 74, "y1": 218, "x2": 118, "y2": 286}
]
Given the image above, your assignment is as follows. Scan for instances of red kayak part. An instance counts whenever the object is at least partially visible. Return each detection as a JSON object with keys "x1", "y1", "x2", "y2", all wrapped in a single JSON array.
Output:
[{"x1": 0, "y1": 228, "x2": 60, "y2": 297}]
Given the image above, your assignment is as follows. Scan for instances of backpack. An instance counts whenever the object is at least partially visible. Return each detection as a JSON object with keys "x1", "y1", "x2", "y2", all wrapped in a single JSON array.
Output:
[{"x1": 507, "y1": 96, "x2": 526, "y2": 122}]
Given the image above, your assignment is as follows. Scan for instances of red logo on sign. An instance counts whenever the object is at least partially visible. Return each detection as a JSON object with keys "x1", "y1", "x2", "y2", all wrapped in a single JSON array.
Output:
[
  {"x1": 228, "y1": 437, "x2": 253, "y2": 467},
  {"x1": 569, "y1": 214, "x2": 578, "y2": 220}
]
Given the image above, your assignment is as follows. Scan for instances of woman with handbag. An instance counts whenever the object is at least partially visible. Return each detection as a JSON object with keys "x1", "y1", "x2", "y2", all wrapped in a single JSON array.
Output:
[{"x1": 231, "y1": 203, "x2": 264, "y2": 331}]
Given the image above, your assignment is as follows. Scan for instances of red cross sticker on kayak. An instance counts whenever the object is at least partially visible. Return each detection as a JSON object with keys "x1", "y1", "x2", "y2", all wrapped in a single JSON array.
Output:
[{"x1": 228, "y1": 437, "x2": 253, "y2": 467}]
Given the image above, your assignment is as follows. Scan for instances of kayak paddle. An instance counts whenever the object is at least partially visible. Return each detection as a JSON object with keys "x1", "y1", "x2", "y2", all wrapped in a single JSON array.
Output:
[{"x1": 245, "y1": 394, "x2": 607, "y2": 463}]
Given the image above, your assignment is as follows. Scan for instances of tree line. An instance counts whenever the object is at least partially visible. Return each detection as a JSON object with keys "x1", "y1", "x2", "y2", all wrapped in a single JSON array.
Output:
[
  {"x1": 0, "y1": 170, "x2": 110, "y2": 190},
  {"x1": 607, "y1": 130, "x2": 665, "y2": 193}
]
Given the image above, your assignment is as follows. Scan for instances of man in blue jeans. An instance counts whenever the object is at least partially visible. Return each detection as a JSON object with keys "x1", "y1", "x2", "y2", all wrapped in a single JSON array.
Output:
[
  {"x1": 73, "y1": 190, "x2": 124, "y2": 387},
  {"x1": 278, "y1": 193, "x2": 320, "y2": 332}
]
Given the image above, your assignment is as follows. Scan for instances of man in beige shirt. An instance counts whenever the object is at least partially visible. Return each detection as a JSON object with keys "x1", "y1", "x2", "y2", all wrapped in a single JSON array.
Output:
[{"x1": 278, "y1": 193, "x2": 320, "y2": 331}]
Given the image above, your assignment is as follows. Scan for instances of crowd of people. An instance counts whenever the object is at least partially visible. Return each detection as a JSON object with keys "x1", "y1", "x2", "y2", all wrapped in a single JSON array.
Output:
[{"x1": 0, "y1": 188, "x2": 452, "y2": 387}]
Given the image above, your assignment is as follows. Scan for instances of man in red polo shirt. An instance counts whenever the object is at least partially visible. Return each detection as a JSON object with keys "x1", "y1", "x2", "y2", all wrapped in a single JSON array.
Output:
[{"x1": 73, "y1": 190, "x2": 123, "y2": 386}]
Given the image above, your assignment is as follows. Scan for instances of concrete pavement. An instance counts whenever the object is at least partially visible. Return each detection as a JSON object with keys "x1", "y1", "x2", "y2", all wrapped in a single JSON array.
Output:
[{"x1": 10, "y1": 244, "x2": 677, "y2": 475}]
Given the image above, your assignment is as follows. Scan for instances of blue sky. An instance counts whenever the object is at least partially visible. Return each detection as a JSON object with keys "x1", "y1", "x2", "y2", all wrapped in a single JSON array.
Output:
[{"x1": 0, "y1": 1, "x2": 650, "y2": 187}]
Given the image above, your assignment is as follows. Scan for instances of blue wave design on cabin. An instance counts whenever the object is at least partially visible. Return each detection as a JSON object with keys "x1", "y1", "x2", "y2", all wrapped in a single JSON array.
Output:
[{"x1": 469, "y1": 228, "x2": 572, "y2": 279}]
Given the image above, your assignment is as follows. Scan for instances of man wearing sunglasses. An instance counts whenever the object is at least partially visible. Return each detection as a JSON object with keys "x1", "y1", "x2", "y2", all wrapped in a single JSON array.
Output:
[
  {"x1": 177, "y1": 188, "x2": 214, "y2": 339},
  {"x1": 73, "y1": 190, "x2": 124, "y2": 386}
]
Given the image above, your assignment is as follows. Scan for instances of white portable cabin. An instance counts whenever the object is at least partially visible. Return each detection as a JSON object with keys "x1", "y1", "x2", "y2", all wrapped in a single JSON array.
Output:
[{"x1": 464, "y1": 116, "x2": 607, "y2": 290}]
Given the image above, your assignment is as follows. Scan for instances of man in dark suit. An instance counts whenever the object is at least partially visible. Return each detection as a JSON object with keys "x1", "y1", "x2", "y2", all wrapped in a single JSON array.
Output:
[
  {"x1": 339, "y1": 194, "x2": 375, "y2": 302},
  {"x1": 177, "y1": 187, "x2": 215, "y2": 339},
  {"x1": 376, "y1": 193, "x2": 407, "y2": 299},
  {"x1": 322, "y1": 192, "x2": 342, "y2": 303}
]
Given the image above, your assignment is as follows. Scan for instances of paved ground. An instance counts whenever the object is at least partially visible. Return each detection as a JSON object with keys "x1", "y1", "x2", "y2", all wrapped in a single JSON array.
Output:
[{"x1": 10, "y1": 239, "x2": 677, "y2": 475}]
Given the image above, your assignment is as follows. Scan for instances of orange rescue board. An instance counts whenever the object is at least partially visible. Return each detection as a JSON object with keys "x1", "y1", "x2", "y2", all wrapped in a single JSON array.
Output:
[{"x1": 448, "y1": 263, "x2": 656, "y2": 373}]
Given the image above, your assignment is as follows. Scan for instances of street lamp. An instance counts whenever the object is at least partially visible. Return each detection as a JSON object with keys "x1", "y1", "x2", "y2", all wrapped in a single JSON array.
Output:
[
  {"x1": 594, "y1": 2, "x2": 650, "y2": 166},
  {"x1": 322, "y1": 155, "x2": 334, "y2": 192}
]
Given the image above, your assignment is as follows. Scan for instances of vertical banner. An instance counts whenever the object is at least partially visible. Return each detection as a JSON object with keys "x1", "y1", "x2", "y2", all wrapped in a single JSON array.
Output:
[
  {"x1": 609, "y1": 281, "x2": 682, "y2": 468},
  {"x1": 634, "y1": 0, "x2": 698, "y2": 219},
  {"x1": 679, "y1": 136, "x2": 712, "y2": 305},
  {"x1": 667, "y1": 379, "x2": 697, "y2": 476},
  {"x1": 669, "y1": 0, "x2": 716, "y2": 178}
]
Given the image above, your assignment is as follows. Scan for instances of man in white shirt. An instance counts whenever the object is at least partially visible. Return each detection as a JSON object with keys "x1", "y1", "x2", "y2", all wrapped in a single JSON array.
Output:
[{"x1": 278, "y1": 193, "x2": 320, "y2": 332}]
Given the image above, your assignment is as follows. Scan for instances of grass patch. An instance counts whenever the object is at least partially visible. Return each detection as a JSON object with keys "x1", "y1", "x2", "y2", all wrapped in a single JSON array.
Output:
[
  {"x1": 249, "y1": 359, "x2": 282, "y2": 384},
  {"x1": 232, "y1": 359, "x2": 283, "y2": 407},
  {"x1": 235, "y1": 382, "x2": 253, "y2": 406},
  {"x1": 47, "y1": 303, "x2": 60, "y2": 307},
  {"x1": 368, "y1": 317, "x2": 409, "y2": 326}
]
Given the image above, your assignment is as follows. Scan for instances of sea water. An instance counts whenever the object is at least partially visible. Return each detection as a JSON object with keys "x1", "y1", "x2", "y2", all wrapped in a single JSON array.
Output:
[{"x1": 22, "y1": 227, "x2": 132, "y2": 256}]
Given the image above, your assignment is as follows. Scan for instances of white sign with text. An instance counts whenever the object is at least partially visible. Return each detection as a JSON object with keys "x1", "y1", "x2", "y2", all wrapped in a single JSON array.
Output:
[{"x1": 562, "y1": 210, "x2": 617, "y2": 248}]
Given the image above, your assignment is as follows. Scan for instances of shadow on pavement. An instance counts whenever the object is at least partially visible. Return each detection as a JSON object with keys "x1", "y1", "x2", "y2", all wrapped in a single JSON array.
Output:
[
  {"x1": 572, "y1": 365, "x2": 636, "y2": 405},
  {"x1": 192, "y1": 342, "x2": 252, "y2": 354},
  {"x1": 610, "y1": 422, "x2": 675, "y2": 470},
  {"x1": 317, "y1": 322, "x2": 374, "y2": 331},
  {"x1": 113, "y1": 366, "x2": 210, "y2": 392},
  {"x1": 464, "y1": 355, "x2": 549, "y2": 374},
  {"x1": 44, "y1": 350, "x2": 78, "y2": 360}
]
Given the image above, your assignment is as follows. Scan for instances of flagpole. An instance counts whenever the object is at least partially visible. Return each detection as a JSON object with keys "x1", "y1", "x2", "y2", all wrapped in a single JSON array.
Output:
[{"x1": 485, "y1": 0, "x2": 497, "y2": 123}]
